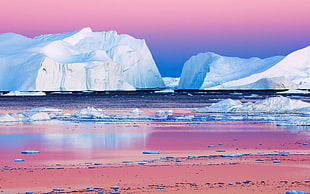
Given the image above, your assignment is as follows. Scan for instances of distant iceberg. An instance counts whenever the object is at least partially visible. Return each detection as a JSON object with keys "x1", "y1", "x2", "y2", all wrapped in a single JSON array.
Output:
[{"x1": 179, "y1": 46, "x2": 310, "y2": 90}]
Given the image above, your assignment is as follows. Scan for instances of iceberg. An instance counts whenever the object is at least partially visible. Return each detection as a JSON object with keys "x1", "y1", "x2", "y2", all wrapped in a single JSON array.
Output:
[
  {"x1": 179, "y1": 46, "x2": 310, "y2": 90},
  {"x1": 163, "y1": 77, "x2": 180, "y2": 89},
  {"x1": 0, "y1": 28, "x2": 164, "y2": 91}
]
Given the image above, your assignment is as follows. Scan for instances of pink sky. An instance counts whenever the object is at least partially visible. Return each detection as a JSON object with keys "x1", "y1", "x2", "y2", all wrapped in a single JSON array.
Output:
[{"x1": 0, "y1": 0, "x2": 310, "y2": 76}]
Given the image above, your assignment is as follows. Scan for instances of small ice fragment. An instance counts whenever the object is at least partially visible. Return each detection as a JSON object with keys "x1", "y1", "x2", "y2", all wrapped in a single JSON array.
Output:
[
  {"x1": 221, "y1": 153, "x2": 249, "y2": 157},
  {"x1": 256, "y1": 159, "x2": 265, "y2": 161},
  {"x1": 138, "y1": 162, "x2": 146, "y2": 165},
  {"x1": 53, "y1": 188, "x2": 63, "y2": 191},
  {"x1": 273, "y1": 160, "x2": 281, "y2": 163},
  {"x1": 87, "y1": 166, "x2": 95, "y2": 169},
  {"x1": 21, "y1": 150, "x2": 40, "y2": 155},
  {"x1": 85, "y1": 187, "x2": 94, "y2": 191},
  {"x1": 142, "y1": 151, "x2": 161, "y2": 154},
  {"x1": 303, "y1": 143, "x2": 309, "y2": 145},
  {"x1": 130, "y1": 108, "x2": 143, "y2": 113},
  {"x1": 122, "y1": 161, "x2": 133, "y2": 163},
  {"x1": 176, "y1": 160, "x2": 182, "y2": 162},
  {"x1": 14, "y1": 159, "x2": 24, "y2": 162},
  {"x1": 111, "y1": 186, "x2": 119, "y2": 190},
  {"x1": 286, "y1": 191, "x2": 310, "y2": 194},
  {"x1": 156, "y1": 110, "x2": 173, "y2": 114},
  {"x1": 216, "y1": 150, "x2": 226, "y2": 152},
  {"x1": 94, "y1": 163, "x2": 102, "y2": 165},
  {"x1": 208, "y1": 145, "x2": 215, "y2": 148}
]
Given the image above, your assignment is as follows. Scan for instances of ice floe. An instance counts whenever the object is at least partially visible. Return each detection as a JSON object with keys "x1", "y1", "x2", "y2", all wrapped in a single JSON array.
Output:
[
  {"x1": 3, "y1": 91, "x2": 46, "y2": 96},
  {"x1": 21, "y1": 150, "x2": 40, "y2": 155},
  {"x1": 286, "y1": 190, "x2": 310, "y2": 194},
  {"x1": 129, "y1": 108, "x2": 143, "y2": 113},
  {"x1": 193, "y1": 96, "x2": 310, "y2": 113},
  {"x1": 72, "y1": 107, "x2": 106, "y2": 119}
]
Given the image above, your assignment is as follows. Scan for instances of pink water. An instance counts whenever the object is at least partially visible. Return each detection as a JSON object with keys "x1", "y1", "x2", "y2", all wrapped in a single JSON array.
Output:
[{"x1": 0, "y1": 121, "x2": 309, "y2": 167}]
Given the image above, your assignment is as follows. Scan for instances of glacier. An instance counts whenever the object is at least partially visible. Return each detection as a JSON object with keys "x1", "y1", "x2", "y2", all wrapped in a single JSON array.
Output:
[
  {"x1": 178, "y1": 46, "x2": 310, "y2": 90},
  {"x1": 0, "y1": 27, "x2": 165, "y2": 91}
]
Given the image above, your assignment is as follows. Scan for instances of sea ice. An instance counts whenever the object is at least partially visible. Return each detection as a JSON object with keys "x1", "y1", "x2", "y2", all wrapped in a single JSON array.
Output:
[
  {"x1": 21, "y1": 150, "x2": 40, "y2": 155},
  {"x1": 193, "y1": 96, "x2": 310, "y2": 113},
  {"x1": 129, "y1": 108, "x2": 143, "y2": 113},
  {"x1": 72, "y1": 107, "x2": 105, "y2": 119},
  {"x1": 0, "y1": 113, "x2": 20, "y2": 122},
  {"x1": 4, "y1": 91, "x2": 46, "y2": 96},
  {"x1": 286, "y1": 190, "x2": 310, "y2": 194}
]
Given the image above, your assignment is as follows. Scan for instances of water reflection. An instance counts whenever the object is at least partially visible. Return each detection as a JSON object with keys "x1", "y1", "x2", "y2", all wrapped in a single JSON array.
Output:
[{"x1": 42, "y1": 132, "x2": 148, "y2": 149}]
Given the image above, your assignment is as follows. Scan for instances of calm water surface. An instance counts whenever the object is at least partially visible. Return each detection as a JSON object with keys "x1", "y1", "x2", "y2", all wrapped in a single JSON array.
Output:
[{"x1": 0, "y1": 121, "x2": 309, "y2": 166}]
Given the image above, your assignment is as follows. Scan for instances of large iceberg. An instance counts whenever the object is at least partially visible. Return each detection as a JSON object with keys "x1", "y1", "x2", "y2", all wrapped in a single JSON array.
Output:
[
  {"x1": 0, "y1": 28, "x2": 165, "y2": 91},
  {"x1": 178, "y1": 46, "x2": 310, "y2": 90}
]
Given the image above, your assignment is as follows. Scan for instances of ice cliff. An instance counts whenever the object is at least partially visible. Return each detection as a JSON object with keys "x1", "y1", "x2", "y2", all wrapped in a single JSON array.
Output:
[
  {"x1": 178, "y1": 46, "x2": 310, "y2": 90},
  {"x1": 0, "y1": 27, "x2": 165, "y2": 91}
]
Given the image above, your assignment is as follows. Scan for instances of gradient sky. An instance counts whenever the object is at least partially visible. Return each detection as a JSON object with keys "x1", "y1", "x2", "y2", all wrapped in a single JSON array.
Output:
[{"x1": 0, "y1": 0, "x2": 310, "y2": 77}]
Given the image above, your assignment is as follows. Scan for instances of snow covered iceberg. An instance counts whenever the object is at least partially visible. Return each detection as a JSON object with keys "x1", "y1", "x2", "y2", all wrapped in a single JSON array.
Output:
[
  {"x1": 179, "y1": 46, "x2": 310, "y2": 90},
  {"x1": 0, "y1": 27, "x2": 165, "y2": 91}
]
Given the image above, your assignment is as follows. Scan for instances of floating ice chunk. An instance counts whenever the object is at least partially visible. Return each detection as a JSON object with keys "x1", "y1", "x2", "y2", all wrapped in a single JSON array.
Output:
[
  {"x1": 286, "y1": 190, "x2": 310, "y2": 194},
  {"x1": 49, "y1": 112, "x2": 71, "y2": 119},
  {"x1": 238, "y1": 96, "x2": 310, "y2": 112},
  {"x1": 27, "y1": 107, "x2": 63, "y2": 112},
  {"x1": 4, "y1": 91, "x2": 46, "y2": 96},
  {"x1": 278, "y1": 118, "x2": 310, "y2": 126},
  {"x1": 21, "y1": 150, "x2": 40, "y2": 155},
  {"x1": 14, "y1": 159, "x2": 25, "y2": 162},
  {"x1": 193, "y1": 99, "x2": 242, "y2": 113},
  {"x1": 154, "y1": 89, "x2": 175, "y2": 93},
  {"x1": 111, "y1": 186, "x2": 119, "y2": 190},
  {"x1": 194, "y1": 96, "x2": 310, "y2": 113},
  {"x1": 129, "y1": 108, "x2": 143, "y2": 113},
  {"x1": 122, "y1": 160, "x2": 133, "y2": 163},
  {"x1": 156, "y1": 110, "x2": 173, "y2": 114},
  {"x1": 221, "y1": 153, "x2": 249, "y2": 157},
  {"x1": 278, "y1": 89, "x2": 310, "y2": 94},
  {"x1": 72, "y1": 107, "x2": 105, "y2": 119},
  {"x1": 0, "y1": 113, "x2": 20, "y2": 122},
  {"x1": 142, "y1": 151, "x2": 161, "y2": 154},
  {"x1": 28, "y1": 112, "x2": 51, "y2": 121}
]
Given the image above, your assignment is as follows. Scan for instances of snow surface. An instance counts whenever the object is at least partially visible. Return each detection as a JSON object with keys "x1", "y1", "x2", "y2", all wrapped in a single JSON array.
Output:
[
  {"x1": 179, "y1": 46, "x2": 310, "y2": 90},
  {"x1": 0, "y1": 28, "x2": 164, "y2": 91}
]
